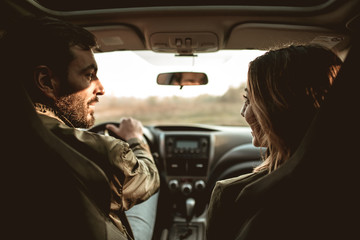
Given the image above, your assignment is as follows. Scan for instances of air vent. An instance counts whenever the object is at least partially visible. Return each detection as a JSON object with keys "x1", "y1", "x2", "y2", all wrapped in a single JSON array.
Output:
[{"x1": 155, "y1": 125, "x2": 218, "y2": 132}]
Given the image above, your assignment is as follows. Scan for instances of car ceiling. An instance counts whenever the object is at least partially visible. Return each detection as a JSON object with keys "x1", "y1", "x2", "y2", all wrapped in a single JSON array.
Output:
[
  {"x1": 1, "y1": 0, "x2": 359, "y2": 55},
  {"x1": 31, "y1": 0, "x2": 333, "y2": 10}
]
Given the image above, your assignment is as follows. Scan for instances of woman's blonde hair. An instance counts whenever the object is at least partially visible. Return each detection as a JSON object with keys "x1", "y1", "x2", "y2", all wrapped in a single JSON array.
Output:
[{"x1": 248, "y1": 45, "x2": 342, "y2": 173}]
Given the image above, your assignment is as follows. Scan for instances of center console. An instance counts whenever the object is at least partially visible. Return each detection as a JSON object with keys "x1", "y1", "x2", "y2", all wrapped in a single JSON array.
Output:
[{"x1": 159, "y1": 132, "x2": 214, "y2": 240}]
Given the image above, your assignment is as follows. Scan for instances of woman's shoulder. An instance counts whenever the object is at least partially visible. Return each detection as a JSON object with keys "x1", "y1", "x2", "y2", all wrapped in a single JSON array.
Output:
[
  {"x1": 215, "y1": 170, "x2": 266, "y2": 193},
  {"x1": 206, "y1": 171, "x2": 268, "y2": 240}
]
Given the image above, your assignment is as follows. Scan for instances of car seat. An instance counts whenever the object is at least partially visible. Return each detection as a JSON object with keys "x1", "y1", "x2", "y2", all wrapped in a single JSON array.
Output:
[
  {"x1": 232, "y1": 34, "x2": 360, "y2": 239},
  {"x1": 3, "y1": 73, "x2": 128, "y2": 239}
]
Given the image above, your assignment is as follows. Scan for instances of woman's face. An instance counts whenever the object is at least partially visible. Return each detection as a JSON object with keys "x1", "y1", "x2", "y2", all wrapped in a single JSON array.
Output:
[{"x1": 241, "y1": 87, "x2": 265, "y2": 147}]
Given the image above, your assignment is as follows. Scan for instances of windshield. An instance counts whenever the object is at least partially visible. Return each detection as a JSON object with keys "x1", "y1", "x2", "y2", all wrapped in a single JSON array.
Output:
[{"x1": 94, "y1": 50, "x2": 265, "y2": 126}]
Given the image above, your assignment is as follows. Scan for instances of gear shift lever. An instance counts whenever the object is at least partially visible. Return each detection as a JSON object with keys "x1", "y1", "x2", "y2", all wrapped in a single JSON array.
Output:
[
  {"x1": 185, "y1": 198, "x2": 195, "y2": 223},
  {"x1": 179, "y1": 198, "x2": 196, "y2": 240}
]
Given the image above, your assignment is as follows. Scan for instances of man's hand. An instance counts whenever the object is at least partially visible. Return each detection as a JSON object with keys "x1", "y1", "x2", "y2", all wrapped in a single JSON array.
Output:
[{"x1": 106, "y1": 117, "x2": 144, "y2": 141}]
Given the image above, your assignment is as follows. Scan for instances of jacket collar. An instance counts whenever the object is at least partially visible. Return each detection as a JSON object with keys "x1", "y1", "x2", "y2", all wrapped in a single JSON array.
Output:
[{"x1": 34, "y1": 103, "x2": 75, "y2": 128}]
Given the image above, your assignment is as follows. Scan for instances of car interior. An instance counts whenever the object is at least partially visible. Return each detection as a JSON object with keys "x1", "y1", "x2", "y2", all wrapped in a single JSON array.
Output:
[{"x1": 2, "y1": 0, "x2": 359, "y2": 240}]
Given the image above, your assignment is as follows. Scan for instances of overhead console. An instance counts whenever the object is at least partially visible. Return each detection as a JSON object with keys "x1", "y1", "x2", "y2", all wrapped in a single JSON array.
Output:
[{"x1": 150, "y1": 32, "x2": 219, "y2": 55}]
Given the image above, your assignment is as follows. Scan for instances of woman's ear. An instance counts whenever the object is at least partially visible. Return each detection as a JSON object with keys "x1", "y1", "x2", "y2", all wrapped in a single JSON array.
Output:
[{"x1": 34, "y1": 65, "x2": 59, "y2": 100}]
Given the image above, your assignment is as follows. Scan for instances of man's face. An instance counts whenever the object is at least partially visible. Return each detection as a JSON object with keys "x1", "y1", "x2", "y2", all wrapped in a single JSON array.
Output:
[{"x1": 54, "y1": 46, "x2": 104, "y2": 128}]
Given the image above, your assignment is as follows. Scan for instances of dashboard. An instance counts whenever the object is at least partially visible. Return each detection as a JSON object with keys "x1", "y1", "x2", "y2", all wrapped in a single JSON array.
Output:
[
  {"x1": 147, "y1": 124, "x2": 262, "y2": 211},
  {"x1": 89, "y1": 122, "x2": 263, "y2": 239},
  {"x1": 90, "y1": 122, "x2": 262, "y2": 202}
]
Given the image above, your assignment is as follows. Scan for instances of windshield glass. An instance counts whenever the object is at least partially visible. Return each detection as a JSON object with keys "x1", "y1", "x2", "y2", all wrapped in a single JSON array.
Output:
[{"x1": 94, "y1": 50, "x2": 265, "y2": 126}]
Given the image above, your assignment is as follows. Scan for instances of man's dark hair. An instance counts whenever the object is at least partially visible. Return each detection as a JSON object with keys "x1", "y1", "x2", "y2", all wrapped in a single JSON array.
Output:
[{"x1": 0, "y1": 16, "x2": 97, "y2": 101}]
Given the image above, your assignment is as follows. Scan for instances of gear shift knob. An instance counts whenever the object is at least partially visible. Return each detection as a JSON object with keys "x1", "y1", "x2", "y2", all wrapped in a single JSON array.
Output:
[
  {"x1": 185, "y1": 198, "x2": 195, "y2": 223},
  {"x1": 178, "y1": 198, "x2": 196, "y2": 240}
]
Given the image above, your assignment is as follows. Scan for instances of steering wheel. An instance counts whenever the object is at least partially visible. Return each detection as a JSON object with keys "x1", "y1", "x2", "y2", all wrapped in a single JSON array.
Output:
[
  {"x1": 88, "y1": 121, "x2": 152, "y2": 147},
  {"x1": 88, "y1": 121, "x2": 123, "y2": 138}
]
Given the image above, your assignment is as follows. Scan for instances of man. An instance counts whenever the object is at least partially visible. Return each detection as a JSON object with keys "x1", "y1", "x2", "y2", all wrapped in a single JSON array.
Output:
[{"x1": 1, "y1": 16, "x2": 159, "y2": 240}]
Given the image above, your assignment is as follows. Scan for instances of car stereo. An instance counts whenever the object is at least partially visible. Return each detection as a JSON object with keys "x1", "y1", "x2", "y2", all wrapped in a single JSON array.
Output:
[{"x1": 163, "y1": 134, "x2": 211, "y2": 176}]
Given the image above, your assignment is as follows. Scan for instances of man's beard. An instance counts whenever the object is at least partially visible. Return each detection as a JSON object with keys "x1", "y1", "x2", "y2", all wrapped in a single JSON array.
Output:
[{"x1": 54, "y1": 94, "x2": 97, "y2": 128}]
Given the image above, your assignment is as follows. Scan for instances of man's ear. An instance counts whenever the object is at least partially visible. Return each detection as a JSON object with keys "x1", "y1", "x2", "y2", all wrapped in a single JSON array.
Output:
[{"x1": 34, "y1": 65, "x2": 59, "y2": 100}]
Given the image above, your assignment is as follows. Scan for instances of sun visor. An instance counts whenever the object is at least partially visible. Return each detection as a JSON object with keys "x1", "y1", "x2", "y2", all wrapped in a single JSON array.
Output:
[
  {"x1": 86, "y1": 25, "x2": 144, "y2": 52},
  {"x1": 227, "y1": 23, "x2": 347, "y2": 50}
]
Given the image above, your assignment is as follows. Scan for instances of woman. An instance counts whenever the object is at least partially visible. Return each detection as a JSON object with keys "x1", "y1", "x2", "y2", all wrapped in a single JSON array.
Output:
[{"x1": 206, "y1": 44, "x2": 342, "y2": 240}]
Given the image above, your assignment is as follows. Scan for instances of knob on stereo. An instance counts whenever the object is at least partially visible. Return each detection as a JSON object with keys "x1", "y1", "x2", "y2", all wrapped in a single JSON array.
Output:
[
  {"x1": 194, "y1": 180, "x2": 206, "y2": 191},
  {"x1": 181, "y1": 183, "x2": 192, "y2": 195},
  {"x1": 168, "y1": 179, "x2": 179, "y2": 191}
]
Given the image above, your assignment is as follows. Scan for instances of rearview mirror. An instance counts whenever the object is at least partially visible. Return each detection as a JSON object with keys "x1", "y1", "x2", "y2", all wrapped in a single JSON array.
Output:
[{"x1": 157, "y1": 72, "x2": 208, "y2": 86}]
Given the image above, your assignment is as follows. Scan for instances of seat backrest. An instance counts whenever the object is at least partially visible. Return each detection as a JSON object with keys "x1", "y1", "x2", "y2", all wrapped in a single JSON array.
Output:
[
  {"x1": 3, "y1": 73, "x2": 126, "y2": 239},
  {"x1": 233, "y1": 33, "x2": 360, "y2": 240}
]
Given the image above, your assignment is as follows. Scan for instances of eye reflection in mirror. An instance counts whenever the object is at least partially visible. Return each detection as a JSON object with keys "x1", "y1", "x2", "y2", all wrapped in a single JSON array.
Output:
[{"x1": 157, "y1": 72, "x2": 208, "y2": 89}]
